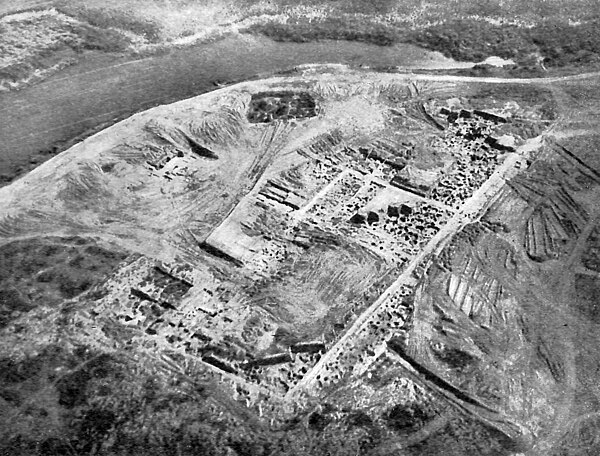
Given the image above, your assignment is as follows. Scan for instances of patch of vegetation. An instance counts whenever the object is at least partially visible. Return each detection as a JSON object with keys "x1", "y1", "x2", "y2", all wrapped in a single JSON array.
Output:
[
  {"x1": 2, "y1": 342, "x2": 387, "y2": 455},
  {"x1": 407, "y1": 19, "x2": 536, "y2": 63},
  {"x1": 433, "y1": 346, "x2": 476, "y2": 370},
  {"x1": 0, "y1": 339, "x2": 525, "y2": 456},
  {"x1": 0, "y1": 236, "x2": 128, "y2": 327},
  {"x1": 56, "y1": 369, "x2": 92, "y2": 408},
  {"x1": 36, "y1": 437, "x2": 74, "y2": 456},
  {"x1": 0, "y1": 387, "x2": 22, "y2": 406},
  {"x1": 453, "y1": 63, "x2": 546, "y2": 79},
  {"x1": 76, "y1": 408, "x2": 117, "y2": 450},
  {"x1": 406, "y1": 416, "x2": 514, "y2": 455},
  {"x1": 0, "y1": 344, "x2": 270, "y2": 456},
  {"x1": 385, "y1": 403, "x2": 433, "y2": 432},
  {"x1": 0, "y1": 356, "x2": 44, "y2": 384},
  {"x1": 582, "y1": 227, "x2": 600, "y2": 272},
  {"x1": 243, "y1": 17, "x2": 401, "y2": 46},
  {"x1": 0, "y1": 11, "x2": 135, "y2": 91},
  {"x1": 531, "y1": 19, "x2": 600, "y2": 68},
  {"x1": 55, "y1": 5, "x2": 162, "y2": 43},
  {"x1": 574, "y1": 274, "x2": 600, "y2": 324},
  {"x1": 408, "y1": 17, "x2": 600, "y2": 69},
  {"x1": 68, "y1": 23, "x2": 132, "y2": 52},
  {"x1": 242, "y1": 7, "x2": 600, "y2": 73}
]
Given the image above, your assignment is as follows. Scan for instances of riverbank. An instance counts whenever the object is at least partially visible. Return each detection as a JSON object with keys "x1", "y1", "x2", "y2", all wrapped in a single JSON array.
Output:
[
  {"x1": 0, "y1": 33, "x2": 471, "y2": 186},
  {"x1": 3, "y1": 1, "x2": 600, "y2": 186}
]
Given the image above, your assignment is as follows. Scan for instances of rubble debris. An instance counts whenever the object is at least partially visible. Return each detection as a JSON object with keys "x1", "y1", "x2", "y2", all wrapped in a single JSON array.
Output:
[
  {"x1": 291, "y1": 341, "x2": 326, "y2": 354},
  {"x1": 400, "y1": 204, "x2": 413, "y2": 216},
  {"x1": 445, "y1": 256, "x2": 506, "y2": 327},
  {"x1": 388, "y1": 339, "x2": 494, "y2": 412},
  {"x1": 459, "y1": 109, "x2": 472, "y2": 119},
  {"x1": 248, "y1": 91, "x2": 317, "y2": 123},
  {"x1": 417, "y1": 103, "x2": 445, "y2": 131},
  {"x1": 244, "y1": 353, "x2": 293, "y2": 368},
  {"x1": 358, "y1": 142, "x2": 408, "y2": 171},
  {"x1": 296, "y1": 131, "x2": 345, "y2": 161},
  {"x1": 485, "y1": 136, "x2": 515, "y2": 153}
]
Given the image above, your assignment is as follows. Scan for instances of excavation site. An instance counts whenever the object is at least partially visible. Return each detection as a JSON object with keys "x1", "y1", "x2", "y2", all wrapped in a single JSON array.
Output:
[{"x1": 2, "y1": 60, "x2": 600, "y2": 456}]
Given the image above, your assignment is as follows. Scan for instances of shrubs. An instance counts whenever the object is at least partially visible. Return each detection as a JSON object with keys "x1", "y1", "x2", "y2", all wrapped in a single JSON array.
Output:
[
  {"x1": 56, "y1": 369, "x2": 91, "y2": 408},
  {"x1": 243, "y1": 18, "x2": 401, "y2": 46},
  {"x1": 407, "y1": 19, "x2": 535, "y2": 62},
  {"x1": 69, "y1": 23, "x2": 131, "y2": 52},
  {"x1": 0, "y1": 287, "x2": 32, "y2": 312},
  {"x1": 0, "y1": 11, "x2": 135, "y2": 91},
  {"x1": 409, "y1": 17, "x2": 600, "y2": 68},
  {"x1": 246, "y1": 12, "x2": 600, "y2": 71},
  {"x1": 531, "y1": 19, "x2": 600, "y2": 67},
  {"x1": 0, "y1": 237, "x2": 128, "y2": 327},
  {"x1": 385, "y1": 403, "x2": 432, "y2": 431}
]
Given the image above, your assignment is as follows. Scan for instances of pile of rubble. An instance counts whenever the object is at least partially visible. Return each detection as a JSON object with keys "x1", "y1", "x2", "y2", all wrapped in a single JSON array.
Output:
[{"x1": 247, "y1": 91, "x2": 318, "y2": 123}]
